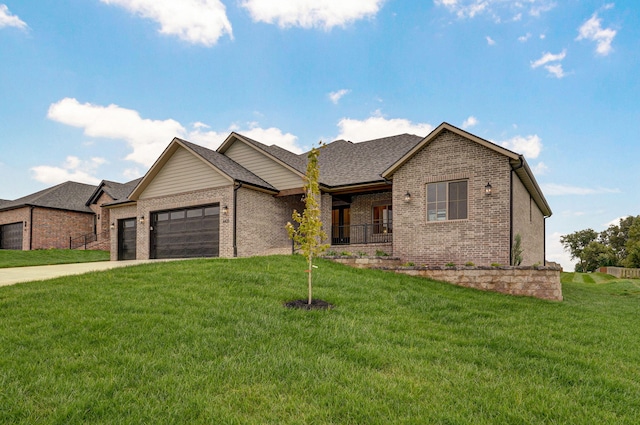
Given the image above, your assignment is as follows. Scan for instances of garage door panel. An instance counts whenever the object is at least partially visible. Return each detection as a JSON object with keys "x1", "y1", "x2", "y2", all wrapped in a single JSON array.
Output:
[
  {"x1": 0, "y1": 222, "x2": 23, "y2": 250},
  {"x1": 151, "y1": 205, "x2": 219, "y2": 259}
]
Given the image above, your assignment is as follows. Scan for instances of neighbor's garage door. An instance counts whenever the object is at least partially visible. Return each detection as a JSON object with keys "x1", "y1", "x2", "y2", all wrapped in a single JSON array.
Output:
[
  {"x1": 150, "y1": 205, "x2": 219, "y2": 259},
  {"x1": 0, "y1": 222, "x2": 23, "y2": 250}
]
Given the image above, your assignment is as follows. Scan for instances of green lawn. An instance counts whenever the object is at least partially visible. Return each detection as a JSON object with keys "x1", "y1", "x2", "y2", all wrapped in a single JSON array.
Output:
[
  {"x1": 0, "y1": 249, "x2": 109, "y2": 268},
  {"x1": 1, "y1": 256, "x2": 639, "y2": 424}
]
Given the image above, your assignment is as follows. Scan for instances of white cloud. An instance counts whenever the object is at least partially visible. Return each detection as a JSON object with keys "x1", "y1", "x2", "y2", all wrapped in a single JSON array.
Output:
[
  {"x1": 531, "y1": 49, "x2": 567, "y2": 78},
  {"x1": 336, "y1": 112, "x2": 433, "y2": 142},
  {"x1": 486, "y1": 36, "x2": 495, "y2": 45},
  {"x1": 462, "y1": 116, "x2": 478, "y2": 129},
  {"x1": 47, "y1": 98, "x2": 305, "y2": 167},
  {"x1": 500, "y1": 134, "x2": 542, "y2": 159},
  {"x1": 532, "y1": 162, "x2": 548, "y2": 175},
  {"x1": 544, "y1": 63, "x2": 566, "y2": 79},
  {"x1": 434, "y1": 0, "x2": 556, "y2": 20},
  {"x1": 48, "y1": 98, "x2": 186, "y2": 167},
  {"x1": 546, "y1": 231, "x2": 575, "y2": 271},
  {"x1": 99, "y1": 0, "x2": 232, "y2": 46},
  {"x1": 530, "y1": 49, "x2": 566, "y2": 68},
  {"x1": 518, "y1": 33, "x2": 531, "y2": 42},
  {"x1": 604, "y1": 215, "x2": 629, "y2": 228},
  {"x1": 0, "y1": 4, "x2": 27, "y2": 29},
  {"x1": 576, "y1": 13, "x2": 616, "y2": 56},
  {"x1": 30, "y1": 156, "x2": 106, "y2": 186},
  {"x1": 240, "y1": 127, "x2": 302, "y2": 154},
  {"x1": 541, "y1": 183, "x2": 620, "y2": 196},
  {"x1": 241, "y1": 0, "x2": 384, "y2": 29},
  {"x1": 329, "y1": 89, "x2": 351, "y2": 104}
]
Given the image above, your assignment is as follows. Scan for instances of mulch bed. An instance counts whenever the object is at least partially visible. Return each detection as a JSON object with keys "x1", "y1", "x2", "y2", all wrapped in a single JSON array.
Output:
[{"x1": 284, "y1": 299, "x2": 334, "y2": 310}]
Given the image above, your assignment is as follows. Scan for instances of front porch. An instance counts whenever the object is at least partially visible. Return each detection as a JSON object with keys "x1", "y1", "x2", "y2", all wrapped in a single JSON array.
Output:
[{"x1": 323, "y1": 189, "x2": 394, "y2": 256}]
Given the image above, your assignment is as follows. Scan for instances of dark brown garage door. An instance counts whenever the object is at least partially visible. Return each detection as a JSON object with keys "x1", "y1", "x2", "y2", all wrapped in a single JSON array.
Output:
[
  {"x1": 0, "y1": 222, "x2": 23, "y2": 250},
  {"x1": 118, "y1": 218, "x2": 137, "y2": 260},
  {"x1": 150, "y1": 205, "x2": 219, "y2": 259}
]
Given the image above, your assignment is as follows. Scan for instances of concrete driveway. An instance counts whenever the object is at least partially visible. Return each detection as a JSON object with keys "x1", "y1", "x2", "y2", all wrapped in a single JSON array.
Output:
[{"x1": 0, "y1": 260, "x2": 177, "y2": 287}]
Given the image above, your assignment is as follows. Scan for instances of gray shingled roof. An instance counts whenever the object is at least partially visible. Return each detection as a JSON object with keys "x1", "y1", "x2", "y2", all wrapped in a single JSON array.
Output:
[
  {"x1": 316, "y1": 134, "x2": 424, "y2": 187},
  {"x1": 86, "y1": 178, "x2": 143, "y2": 206},
  {"x1": 178, "y1": 139, "x2": 277, "y2": 191},
  {"x1": 0, "y1": 181, "x2": 97, "y2": 213},
  {"x1": 231, "y1": 132, "x2": 424, "y2": 188}
]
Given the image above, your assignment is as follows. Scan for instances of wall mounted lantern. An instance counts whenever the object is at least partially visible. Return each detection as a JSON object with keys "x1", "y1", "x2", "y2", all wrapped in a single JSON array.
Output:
[
  {"x1": 110, "y1": 222, "x2": 115, "y2": 230},
  {"x1": 139, "y1": 215, "x2": 145, "y2": 224},
  {"x1": 222, "y1": 205, "x2": 229, "y2": 215},
  {"x1": 485, "y1": 182, "x2": 493, "y2": 196},
  {"x1": 404, "y1": 192, "x2": 411, "y2": 203}
]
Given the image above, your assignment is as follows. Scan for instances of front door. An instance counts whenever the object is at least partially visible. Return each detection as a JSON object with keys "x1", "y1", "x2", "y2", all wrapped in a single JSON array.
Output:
[
  {"x1": 118, "y1": 218, "x2": 137, "y2": 260},
  {"x1": 331, "y1": 207, "x2": 350, "y2": 245}
]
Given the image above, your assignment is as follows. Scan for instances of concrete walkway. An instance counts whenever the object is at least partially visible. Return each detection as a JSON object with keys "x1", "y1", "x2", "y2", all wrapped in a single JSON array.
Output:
[{"x1": 0, "y1": 260, "x2": 177, "y2": 287}]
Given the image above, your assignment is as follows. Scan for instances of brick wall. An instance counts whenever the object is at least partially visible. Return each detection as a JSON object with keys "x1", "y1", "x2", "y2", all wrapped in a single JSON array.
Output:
[
  {"x1": 511, "y1": 173, "x2": 546, "y2": 265},
  {"x1": 31, "y1": 207, "x2": 94, "y2": 250},
  {"x1": 236, "y1": 189, "x2": 304, "y2": 257},
  {"x1": 392, "y1": 129, "x2": 512, "y2": 267},
  {"x1": 350, "y1": 192, "x2": 392, "y2": 225},
  {"x1": 0, "y1": 207, "x2": 30, "y2": 250}
]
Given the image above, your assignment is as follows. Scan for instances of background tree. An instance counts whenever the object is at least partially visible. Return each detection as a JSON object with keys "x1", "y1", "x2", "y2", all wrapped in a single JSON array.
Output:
[
  {"x1": 286, "y1": 143, "x2": 329, "y2": 305},
  {"x1": 581, "y1": 241, "x2": 616, "y2": 272},
  {"x1": 600, "y1": 216, "x2": 636, "y2": 265},
  {"x1": 623, "y1": 218, "x2": 640, "y2": 268},
  {"x1": 560, "y1": 229, "x2": 598, "y2": 272}
]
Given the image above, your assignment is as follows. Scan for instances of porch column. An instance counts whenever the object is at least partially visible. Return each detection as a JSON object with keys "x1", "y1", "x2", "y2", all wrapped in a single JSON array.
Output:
[{"x1": 320, "y1": 193, "x2": 332, "y2": 245}]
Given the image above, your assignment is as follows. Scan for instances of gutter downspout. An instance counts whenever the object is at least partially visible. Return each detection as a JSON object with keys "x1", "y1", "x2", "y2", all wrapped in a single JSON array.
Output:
[
  {"x1": 29, "y1": 206, "x2": 34, "y2": 250},
  {"x1": 510, "y1": 157, "x2": 525, "y2": 265},
  {"x1": 233, "y1": 182, "x2": 242, "y2": 258}
]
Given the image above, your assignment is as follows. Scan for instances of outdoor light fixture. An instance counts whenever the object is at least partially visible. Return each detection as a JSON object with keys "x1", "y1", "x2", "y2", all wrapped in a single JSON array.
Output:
[
  {"x1": 485, "y1": 182, "x2": 492, "y2": 196},
  {"x1": 110, "y1": 222, "x2": 115, "y2": 230},
  {"x1": 139, "y1": 215, "x2": 145, "y2": 224},
  {"x1": 222, "y1": 205, "x2": 229, "y2": 215},
  {"x1": 404, "y1": 192, "x2": 411, "y2": 202},
  {"x1": 301, "y1": 193, "x2": 306, "y2": 202}
]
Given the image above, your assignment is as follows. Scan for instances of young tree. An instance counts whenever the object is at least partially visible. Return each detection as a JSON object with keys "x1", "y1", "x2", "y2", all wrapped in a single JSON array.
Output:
[
  {"x1": 511, "y1": 233, "x2": 524, "y2": 266},
  {"x1": 286, "y1": 143, "x2": 329, "y2": 305}
]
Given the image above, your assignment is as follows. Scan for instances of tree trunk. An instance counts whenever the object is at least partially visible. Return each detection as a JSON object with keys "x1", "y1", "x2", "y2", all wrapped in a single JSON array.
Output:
[{"x1": 308, "y1": 255, "x2": 313, "y2": 304}]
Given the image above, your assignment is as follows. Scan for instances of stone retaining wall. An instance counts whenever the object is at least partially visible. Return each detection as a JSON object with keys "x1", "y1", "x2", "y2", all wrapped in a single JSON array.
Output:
[{"x1": 326, "y1": 257, "x2": 562, "y2": 301}]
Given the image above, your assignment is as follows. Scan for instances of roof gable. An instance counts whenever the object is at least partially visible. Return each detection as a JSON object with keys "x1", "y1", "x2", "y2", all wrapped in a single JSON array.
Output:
[
  {"x1": 129, "y1": 138, "x2": 276, "y2": 200},
  {"x1": 381, "y1": 122, "x2": 551, "y2": 217},
  {"x1": 218, "y1": 133, "x2": 305, "y2": 190}
]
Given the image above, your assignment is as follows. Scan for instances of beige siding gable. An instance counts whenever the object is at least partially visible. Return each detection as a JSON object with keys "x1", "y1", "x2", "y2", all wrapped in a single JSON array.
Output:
[
  {"x1": 225, "y1": 141, "x2": 303, "y2": 190},
  {"x1": 139, "y1": 147, "x2": 231, "y2": 199}
]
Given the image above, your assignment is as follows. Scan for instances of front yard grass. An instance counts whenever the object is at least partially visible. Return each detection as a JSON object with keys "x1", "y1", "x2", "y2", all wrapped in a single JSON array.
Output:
[
  {"x1": 0, "y1": 249, "x2": 109, "y2": 268},
  {"x1": 1, "y1": 256, "x2": 639, "y2": 424}
]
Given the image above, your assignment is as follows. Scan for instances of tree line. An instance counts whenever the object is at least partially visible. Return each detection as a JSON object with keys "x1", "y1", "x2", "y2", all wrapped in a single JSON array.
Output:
[{"x1": 560, "y1": 215, "x2": 640, "y2": 272}]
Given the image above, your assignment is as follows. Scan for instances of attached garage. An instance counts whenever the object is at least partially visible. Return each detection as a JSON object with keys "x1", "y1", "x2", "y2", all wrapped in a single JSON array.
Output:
[
  {"x1": 0, "y1": 222, "x2": 23, "y2": 250},
  {"x1": 150, "y1": 204, "x2": 220, "y2": 259}
]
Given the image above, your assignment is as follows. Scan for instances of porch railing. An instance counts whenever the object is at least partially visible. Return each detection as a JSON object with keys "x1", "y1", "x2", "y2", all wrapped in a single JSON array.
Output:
[
  {"x1": 69, "y1": 230, "x2": 109, "y2": 250},
  {"x1": 331, "y1": 222, "x2": 392, "y2": 245}
]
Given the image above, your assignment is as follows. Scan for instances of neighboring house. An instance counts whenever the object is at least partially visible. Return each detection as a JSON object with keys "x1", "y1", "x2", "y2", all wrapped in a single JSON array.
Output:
[
  {"x1": 0, "y1": 179, "x2": 140, "y2": 251},
  {"x1": 106, "y1": 122, "x2": 552, "y2": 266}
]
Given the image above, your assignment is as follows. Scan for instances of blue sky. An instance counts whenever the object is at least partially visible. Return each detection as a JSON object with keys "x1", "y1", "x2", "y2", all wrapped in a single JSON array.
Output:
[{"x1": 1, "y1": 0, "x2": 639, "y2": 269}]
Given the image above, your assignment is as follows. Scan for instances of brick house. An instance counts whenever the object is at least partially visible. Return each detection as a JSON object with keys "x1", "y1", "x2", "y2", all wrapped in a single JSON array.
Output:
[
  {"x1": 0, "y1": 179, "x2": 140, "y2": 251},
  {"x1": 105, "y1": 122, "x2": 552, "y2": 266}
]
